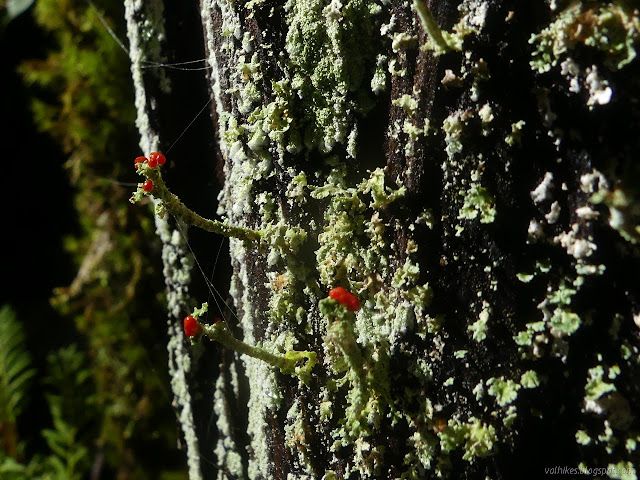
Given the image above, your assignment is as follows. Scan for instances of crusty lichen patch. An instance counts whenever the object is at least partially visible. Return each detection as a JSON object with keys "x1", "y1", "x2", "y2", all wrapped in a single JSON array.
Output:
[{"x1": 530, "y1": 2, "x2": 639, "y2": 109}]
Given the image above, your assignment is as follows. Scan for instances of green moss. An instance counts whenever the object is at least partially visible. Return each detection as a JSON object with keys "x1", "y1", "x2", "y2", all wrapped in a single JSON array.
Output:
[{"x1": 21, "y1": 0, "x2": 181, "y2": 477}]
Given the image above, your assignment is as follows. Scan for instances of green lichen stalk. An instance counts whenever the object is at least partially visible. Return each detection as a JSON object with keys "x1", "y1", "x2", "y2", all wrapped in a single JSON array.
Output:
[
  {"x1": 413, "y1": 0, "x2": 454, "y2": 54},
  {"x1": 192, "y1": 305, "x2": 317, "y2": 384},
  {"x1": 204, "y1": 322, "x2": 317, "y2": 383},
  {"x1": 131, "y1": 164, "x2": 263, "y2": 243}
]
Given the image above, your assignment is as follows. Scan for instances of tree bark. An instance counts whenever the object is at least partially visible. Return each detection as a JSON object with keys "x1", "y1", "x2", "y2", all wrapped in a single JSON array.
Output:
[{"x1": 125, "y1": 0, "x2": 640, "y2": 478}]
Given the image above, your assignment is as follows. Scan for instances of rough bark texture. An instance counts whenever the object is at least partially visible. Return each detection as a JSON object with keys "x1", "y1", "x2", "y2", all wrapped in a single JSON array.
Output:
[{"x1": 126, "y1": 0, "x2": 640, "y2": 479}]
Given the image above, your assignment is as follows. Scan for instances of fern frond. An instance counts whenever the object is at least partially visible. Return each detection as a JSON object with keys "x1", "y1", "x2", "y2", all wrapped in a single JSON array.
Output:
[
  {"x1": 42, "y1": 395, "x2": 89, "y2": 480},
  {"x1": 0, "y1": 305, "x2": 36, "y2": 425}
]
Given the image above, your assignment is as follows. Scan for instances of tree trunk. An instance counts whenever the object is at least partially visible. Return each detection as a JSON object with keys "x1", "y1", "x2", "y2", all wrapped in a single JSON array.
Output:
[{"x1": 125, "y1": 0, "x2": 640, "y2": 478}]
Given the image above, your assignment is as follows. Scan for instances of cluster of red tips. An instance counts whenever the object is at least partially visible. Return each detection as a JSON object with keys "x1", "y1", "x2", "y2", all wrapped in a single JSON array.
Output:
[
  {"x1": 183, "y1": 315, "x2": 200, "y2": 337},
  {"x1": 142, "y1": 179, "x2": 153, "y2": 192},
  {"x1": 329, "y1": 286, "x2": 360, "y2": 312},
  {"x1": 134, "y1": 152, "x2": 166, "y2": 169},
  {"x1": 148, "y1": 151, "x2": 166, "y2": 168}
]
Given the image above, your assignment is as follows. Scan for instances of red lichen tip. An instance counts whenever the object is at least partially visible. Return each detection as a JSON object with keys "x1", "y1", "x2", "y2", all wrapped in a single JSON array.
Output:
[
  {"x1": 147, "y1": 157, "x2": 158, "y2": 168},
  {"x1": 183, "y1": 315, "x2": 200, "y2": 337},
  {"x1": 433, "y1": 417, "x2": 447, "y2": 433},
  {"x1": 328, "y1": 286, "x2": 360, "y2": 312},
  {"x1": 142, "y1": 180, "x2": 153, "y2": 192},
  {"x1": 150, "y1": 152, "x2": 166, "y2": 166},
  {"x1": 135, "y1": 156, "x2": 147, "y2": 169}
]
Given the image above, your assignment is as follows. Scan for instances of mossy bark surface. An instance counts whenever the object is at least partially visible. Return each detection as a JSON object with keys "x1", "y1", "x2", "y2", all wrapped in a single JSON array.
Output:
[{"x1": 127, "y1": 0, "x2": 640, "y2": 478}]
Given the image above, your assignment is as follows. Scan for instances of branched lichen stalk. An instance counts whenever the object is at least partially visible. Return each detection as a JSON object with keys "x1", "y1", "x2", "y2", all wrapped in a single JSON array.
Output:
[
  {"x1": 200, "y1": 321, "x2": 317, "y2": 384},
  {"x1": 131, "y1": 165, "x2": 263, "y2": 243},
  {"x1": 204, "y1": 321, "x2": 286, "y2": 369}
]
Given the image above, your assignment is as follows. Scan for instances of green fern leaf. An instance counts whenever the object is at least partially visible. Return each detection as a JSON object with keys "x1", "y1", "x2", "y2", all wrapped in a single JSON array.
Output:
[{"x1": 0, "y1": 305, "x2": 36, "y2": 425}]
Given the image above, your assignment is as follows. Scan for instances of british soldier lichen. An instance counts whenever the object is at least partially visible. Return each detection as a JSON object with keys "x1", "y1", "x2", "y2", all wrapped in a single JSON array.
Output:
[{"x1": 126, "y1": 0, "x2": 640, "y2": 478}]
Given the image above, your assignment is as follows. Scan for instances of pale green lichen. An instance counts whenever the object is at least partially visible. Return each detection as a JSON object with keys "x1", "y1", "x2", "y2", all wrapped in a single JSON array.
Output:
[
  {"x1": 438, "y1": 417, "x2": 498, "y2": 461},
  {"x1": 590, "y1": 187, "x2": 640, "y2": 244},
  {"x1": 505, "y1": 120, "x2": 525, "y2": 146},
  {"x1": 159, "y1": 218, "x2": 203, "y2": 480},
  {"x1": 607, "y1": 461, "x2": 637, "y2": 480},
  {"x1": 576, "y1": 430, "x2": 592, "y2": 445},
  {"x1": 442, "y1": 110, "x2": 472, "y2": 159},
  {"x1": 476, "y1": 102, "x2": 491, "y2": 120},
  {"x1": 284, "y1": 399, "x2": 314, "y2": 476},
  {"x1": 487, "y1": 377, "x2": 521, "y2": 407},
  {"x1": 516, "y1": 272, "x2": 535, "y2": 283},
  {"x1": 468, "y1": 301, "x2": 490, "y2": 342},
  {"x1": 515, "y1": 275, "x2": 585, "y2": 359},
  {"x1": 458, "y1": 185, "x2": 496, "y2": 224},
  {"x1": 214, "y1": 370, "x2": 245, "y2": 478},
  {"x1": 321, "y1": 309, "x2": 390, "y2": 476},
  {"x1": 520, "y1": 370, "x2": 540, "y2": 389},
  {"x1": 392, "y1": 94, "x2": 419, "y2": 115},
  {"x1": 284, "y1": 0, "x2": 382, "y2": 153},
  {"x1": 585, "y1": 365, "x2": 616, "y2": 401},
  {"x1": 626, "y1": 435, "x2": 640, "y2": 453},
  {"x1": 361, "y1": 168, "x2": 407, "y2": 209},
  {"x1": 392, "y1": 32, "x2": 418, "y2": 52},
  {"x1": 530, "y1": 2, "x2": 640, "y2": 73},
  {"x1": 370, "y1": 54, "x2": 388, "y2": 94}
]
